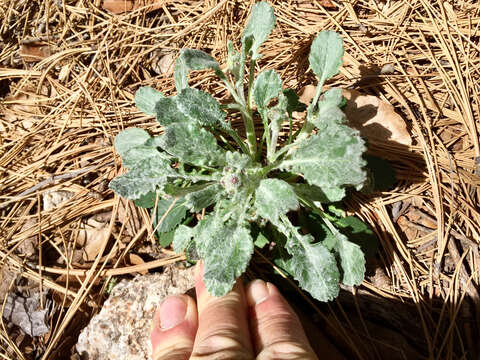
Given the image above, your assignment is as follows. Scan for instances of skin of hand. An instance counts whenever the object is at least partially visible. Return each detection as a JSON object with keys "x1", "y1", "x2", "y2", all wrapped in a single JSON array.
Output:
[{"x1": 150, "y1": 262, "x2": 318, "y2": 360}]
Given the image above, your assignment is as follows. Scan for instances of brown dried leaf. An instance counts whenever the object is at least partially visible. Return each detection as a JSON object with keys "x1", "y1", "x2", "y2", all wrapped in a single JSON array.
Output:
[
  {"x1": 76, "y1": 219, "x2": 112, "y2": 261},
  {"x1": 16, "y1": 218, "x2": 38, "y2": 259},
  {"x1": 343, "y1": 89, "x2": 412, "y2": 146},
  {"x1": 19, "y1": 42, "x2": 51, "y2": 62},
  {"x1": 126, "y1": 254, "x2": 147, "y2": 274},
  {"x1": 102, "y1": 0, "x2": 163, "y2": 14},
  {"x1": 295, "y1": 86, "x2": 411, "y2": 146},
  {"x1": 2, "y1": 92, "x2": 43, "y2": 134}
]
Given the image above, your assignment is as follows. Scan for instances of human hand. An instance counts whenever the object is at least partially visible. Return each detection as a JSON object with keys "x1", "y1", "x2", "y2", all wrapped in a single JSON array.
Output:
[{"x1": 151, "y1": 263, "x2": 318, "y2": 360}]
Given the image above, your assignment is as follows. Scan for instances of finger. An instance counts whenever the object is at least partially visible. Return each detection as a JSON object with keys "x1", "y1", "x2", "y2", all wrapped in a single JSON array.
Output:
[
  {"x1": 151, "y1": 294, "x2": 198, "y2": 360},
  {"x1": 246, "y1": 280, "x2": 317, "y2": 360},
  {"x1": 190, "y1": 262, "x2": 254, "y2": 359}
]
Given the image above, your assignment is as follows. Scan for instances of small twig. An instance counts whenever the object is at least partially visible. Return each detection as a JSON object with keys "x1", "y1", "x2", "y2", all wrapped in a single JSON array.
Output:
[{"x1": 0, "y1": 161, "x2": 114, "y2": 210}]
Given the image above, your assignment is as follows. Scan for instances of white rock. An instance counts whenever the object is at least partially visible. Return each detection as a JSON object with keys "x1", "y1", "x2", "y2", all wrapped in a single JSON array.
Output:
[{"x1": 76, "y1": 266, "x2": 195, "y2": 360}]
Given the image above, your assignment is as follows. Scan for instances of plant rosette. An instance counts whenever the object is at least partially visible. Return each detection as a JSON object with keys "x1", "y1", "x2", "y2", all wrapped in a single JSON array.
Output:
[{"x1": 109, "y1": 2, "x2": 382, "y2": 302}]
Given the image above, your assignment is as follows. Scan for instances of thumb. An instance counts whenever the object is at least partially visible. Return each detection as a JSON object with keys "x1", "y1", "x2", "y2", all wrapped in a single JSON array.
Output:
[{"x1": 151, "y1": 294, "x2": 198, "y2": 360}]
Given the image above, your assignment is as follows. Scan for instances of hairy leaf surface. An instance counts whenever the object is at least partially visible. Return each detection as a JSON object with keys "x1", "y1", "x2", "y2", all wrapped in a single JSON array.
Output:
[
  {"x1": 242, "y1": 2, "x2": 275, "y2": 58},
  {"x1": 174, "y1": 49, "x2": 220, "y2": 92},
  {"x1": 108, "y1": 157, "x2": 173, "y2": 200},
  {"x1": 158, "y1": 122, "x2": 225, "y2": 166},
  {"x1": 122, "y1": 145, "x2": 165, "y2": 169},
  {"x1": 253, "y1": 70, "x2": 282, "y2": 110},
  {"x1": 185, "y1": 183, "x2": 223, "y2": 211},
  {"x1": 278, "y1": 123, "x2": 366, "y2": 201},
  {"x1": 335, "y1": 232, "x2": 365, "y2": 286},
  {"x1": 309, "y1": 31, "x2": 344, "y2": 82},
  {"x1": 154, "y1": 197, "x2": 188, "y2": 233},
  {"x1": 292, "y1": 183, "x2": 330, "y2": 204},
  {"x1": 254, "y1": 179, "x2": 298, "y2": 223},
  {"x1": 279, "y1": 216, "x2": 340, "y2": 301},
  {"x1": 177, "y1": 88, "x2": 230, "y2": 130},
  {"x1": 155, "y1": 97, "x2": 189, "y2": 126},
  {"x1": 114, "y1": 128, "x2": 150, "y2": 159},
  {"x1": 173, "y1": 225, "x2": 194, "y2": 253},
  {"x1": 135, "y1": 87, "x2": 164, "y2": 115},
  {"x1": 195, "y1": 212, "x2": 253, "y2": 296}
]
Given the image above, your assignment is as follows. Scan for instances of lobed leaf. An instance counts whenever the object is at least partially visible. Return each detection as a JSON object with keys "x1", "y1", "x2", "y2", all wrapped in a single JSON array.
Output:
[
  {"x1": 185, "y1": 183, "x2": 223, "y2": 212},
  {"x1": 154, "y1": 197, "x2": 188, "y2": 233},
  {"x1": 242, "y1": 2, "x2": 275, "y2": 59},
  {"x1": 134, "y1": 191, "x2": 156, "y2": 208},
  {"x1": 253, "y1": 69, "x2": 282, "y2": 111},
  {"x1": 173, "y1": 225, "x2": 194, "y2": 253},
  {"x1": 158, "y1": 122, "x2": 225, "y2": 167},
  {"x1": 254, "y1": 179, "x2": 298, "y2": 223},
  {"x1": 277, "y1": 122, "x2": 366, "y2": 202},
  {"x1": 108, "y1": 156, "x2": 173, "y2": 200},
  {"x1": 114, "y1": 128, "x2": 150, "y2": 159},
  {"x1": 309, "y1": 31, "x2": 344, "y2": 83},
  {"x1": 335, "y1": 232, "x2": 365, "y2": 286},
  {"x1": 155, "y1": 97, "x2": 189, "y2": 126},
  {"x1": 195, "y1": 212, "x2": 254, "y2": 296},
  {"x1": 279, "y1": 216, "x2": 340, "y2": 301},
  {"x1": 334, "y1": 216, "x2": 379, "y2": 259},
  {"x1": 174, "y1": 49, "x2": 220, "y2": 92},
  {"x1": 135, "y1": 86, "x2": 164, "y2": 115},
  {"x1": 176, "y1": 88, "x2": 230, "y2": 131},
  {"x1": 121, "y1": 145, "x2": 166, "y2": 169}
]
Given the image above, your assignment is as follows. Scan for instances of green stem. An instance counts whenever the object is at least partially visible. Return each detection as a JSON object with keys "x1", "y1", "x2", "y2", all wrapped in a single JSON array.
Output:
[
  {"x1": 259, "y1": 161, "x2": 279, "y2": 177},
  {"x1": 242, "y1": 110, "x2": 257, "y2": 156},
  {"x1": 297, "y1": 196, "x2": 339, "y2": 235},
  {"x1": 228, "y1": 129, "x2": 250, "y2": 155},
  {"x1": 287, "y1": 117, "x2": 293, "y2": 145},
  {"x1": 271, "y1": 141, "x2": 298, "y2": 163},
  {"x1": 310, "y1": 77, "x2": 325, "y2": 110}
]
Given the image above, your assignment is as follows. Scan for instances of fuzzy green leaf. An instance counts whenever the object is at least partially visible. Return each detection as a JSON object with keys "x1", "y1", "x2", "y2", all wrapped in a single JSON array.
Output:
[
  {"x1": 158, "y1": 122, "x2": 225, "y2": 166},
  {"x1": 334, "y1": 216, "x2": 378, "y2": 259},
  {"x1": 253, "y1": 69, "x2": 282, "y2": 110},
  {"x1": 164, "y1": 183, "x2": 224, "y2": 211},
  {"x1": 155, "y1": 97, "x2": 189, "y2": 126},
  {"x1": 279, "y1": 216, "x2": 340, "y2": 301},
  {"x1": 135, "y1": 87, "x2": 164, "y2": 116},
  {"x1": 185, "y1": 184, "x2": 223, "y2": 212},
  {"x1": 154, "y1": 197, "x2": 188, "y2": 233},
  {"x1": 292, "y1": 183, "x2": 330, "y2": 204},
  {"x1": 335, "y1": 232, "x2": 365, "y2": 286},
  {"x1": 242, "y1": 2, "x2": 275, "y2": 59},
  {"x1": 195, "y1": 212, "x2": 254, "y2": 296},
  {"x1": 114, "y1": 128, "x2": 150, "y2": 159},
  {"x1": 174, "y1": 49, "x2": 220, "y2": 92},
  {"x1": 310, "y1": 88, "x2": 346, "y2": 129},
  {"x1": 122, "y1": 145, "x2": 166, "y2": 169},
  {"x1": 254, "y1": 179, "x2": 298, "y2": 223},
  {"x1": 134, "y1": 191, "x2": 156, "y2": 208},
  {"x1": 173, "y1": 225, "x2": 194, "y2": 253},
  {"x1": 283, "y1": 88, "x2": 306, "y2": 116},
  {"x1": 278, "y1": 123, "x2": 366, "y2": 201},
  {"x1": 309, "y1": 31, "x2": 344, "y2": 82},
  {"x1": 109, "y1": 157, "x2": 173, "y2": 200},
  {"x1": 176, "y1": 88, "x2": 230, "y2": 130},
  {"x1": 226, "y1": 40, "x2": 241, "y2": 80}
]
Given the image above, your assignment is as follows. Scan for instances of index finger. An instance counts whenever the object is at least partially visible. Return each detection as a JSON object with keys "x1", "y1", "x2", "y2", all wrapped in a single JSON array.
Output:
[{"x1": 190, "y1": 262, "x2": 254, "y2": 359}]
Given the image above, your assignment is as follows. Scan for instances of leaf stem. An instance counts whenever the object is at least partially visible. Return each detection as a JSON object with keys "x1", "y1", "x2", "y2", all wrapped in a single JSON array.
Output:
[{"x1": 228, "y1": 129, "x2": 250, "y2": 155}]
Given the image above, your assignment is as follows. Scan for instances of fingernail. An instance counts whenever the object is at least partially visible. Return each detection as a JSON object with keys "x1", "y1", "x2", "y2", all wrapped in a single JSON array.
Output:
[
  {"x1": 247, "y1": 279, "x2": 270, "y2": 306},
  {"x1": 159, "y1": 295, "x2": 187, "y2": 330}
]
